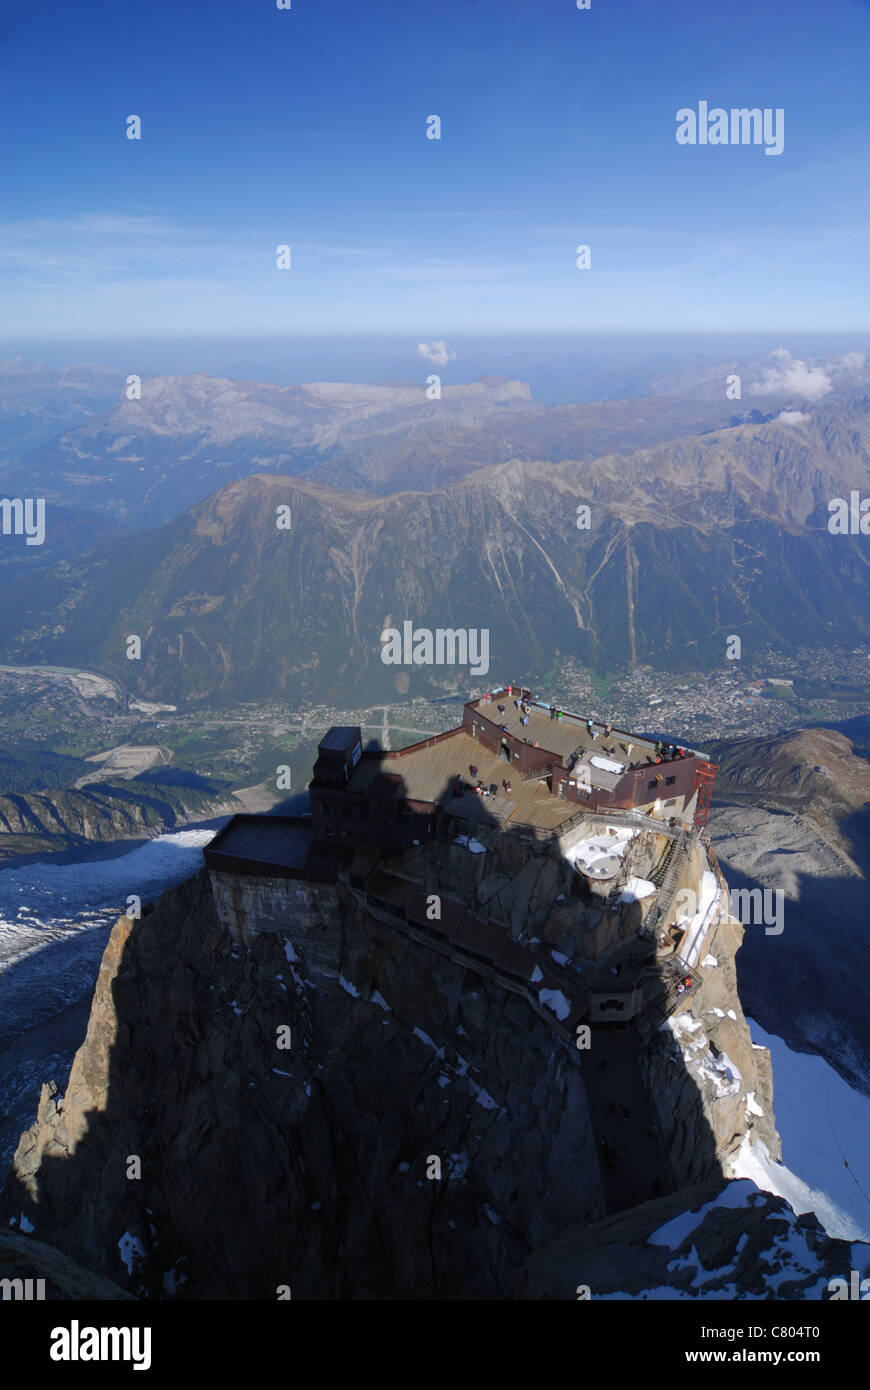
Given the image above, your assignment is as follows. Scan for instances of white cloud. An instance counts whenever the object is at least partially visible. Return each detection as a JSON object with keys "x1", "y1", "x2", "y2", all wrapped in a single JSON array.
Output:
[
  {"x1": 834, "y1": 351, "x2": 866, "y2": 374},
  {"x1": 416, "y1": 340, "x2": 456, "y2": 366},
  {"x1": 748, "y1": 349, "x2": 832, "y2": 401},
  {"x1": 776, "y1": 410, "x2": 810, "y2": 424}
]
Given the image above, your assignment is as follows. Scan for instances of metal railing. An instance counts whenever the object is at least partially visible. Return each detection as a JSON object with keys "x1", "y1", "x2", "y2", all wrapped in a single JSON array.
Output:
[
  {"x1": 579, "y1": 808, "x2": 682, "y2": 841},
  {"x1": 520, "y1": 762, "x2": 554, "y2": 783}
]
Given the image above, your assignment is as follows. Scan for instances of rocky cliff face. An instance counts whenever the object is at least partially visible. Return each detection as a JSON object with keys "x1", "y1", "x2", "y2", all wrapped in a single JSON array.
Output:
[
  {"x1": 3, "y1": 869, "x2": 605, "y2": 1298},
  {"x1": 0, "y1": 1230, "x2": 134, "y2": 1301},
  {"x1": 707, "y1": 728, "x2": 870, "y2": 1093},
  {"x1": 517, "y1": 1178, "x2": 870, "y2": 1300},
  {"x1": 2, "y1": 811, "x2": 783, "y2": 1298},
  {"x1": 398, "y1": 822, "x2": 780, "y2": 1186},
  {"x1": 641, "y1": 909, "x2": 779, "y2": 1184},
  {"x1": 710, "y1": 728, "x2": 870, "y2": 835}
]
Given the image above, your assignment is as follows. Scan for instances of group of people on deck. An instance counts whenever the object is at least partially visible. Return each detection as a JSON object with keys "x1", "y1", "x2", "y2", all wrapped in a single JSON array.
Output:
[
  {"x1": 653, "y1": 740, "x2": 688, "y2": 762},
  {"x1": 480, "y1": 689, "x2": 689, "y2": 772},
  {"x1": 454, "y1": 765, "x2": 513, "y2": 800}
]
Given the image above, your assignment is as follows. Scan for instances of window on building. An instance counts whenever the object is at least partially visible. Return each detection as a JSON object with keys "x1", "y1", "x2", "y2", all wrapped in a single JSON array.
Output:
[
  {"x1": 665, "y1": 775, "x2": 676, "y2": 786},
  {"x1": 647, "y1": 779, "x2": 657, "y2": 790}
]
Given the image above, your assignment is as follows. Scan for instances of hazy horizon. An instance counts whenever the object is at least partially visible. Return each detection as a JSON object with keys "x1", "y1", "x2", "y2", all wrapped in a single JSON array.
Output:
[{"x1": 2, "y1": 331, "x2": 868, "y2": 404}]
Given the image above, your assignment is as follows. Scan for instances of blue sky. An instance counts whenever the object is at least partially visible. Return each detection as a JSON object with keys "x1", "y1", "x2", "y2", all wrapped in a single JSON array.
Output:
[{"x1": 1, "y1": 0, "x2": 868, "y2": 338}]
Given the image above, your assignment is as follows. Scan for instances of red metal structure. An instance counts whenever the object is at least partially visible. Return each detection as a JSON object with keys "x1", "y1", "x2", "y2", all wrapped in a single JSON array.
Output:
[{"x1": 692, "y1": 761, "x2": 718, "y2": 830}]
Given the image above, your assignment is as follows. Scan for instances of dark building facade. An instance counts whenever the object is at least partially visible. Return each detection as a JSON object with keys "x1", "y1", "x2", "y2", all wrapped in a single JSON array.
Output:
[{"x1": 309, "y1": 724, "x2": 436, "y2": 859}]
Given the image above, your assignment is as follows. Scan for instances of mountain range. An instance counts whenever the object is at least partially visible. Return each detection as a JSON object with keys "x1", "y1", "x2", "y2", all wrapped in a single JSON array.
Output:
[
  {"x1": 1, "y1": 412, "x2": 869, "y2": 704},
  {"x1": 0, "y1": 358, "x2": 124, "y2": 462},
  {"x1": 4, "y1": 368, "x2": 785, "y2": 526},
  {"x1": 1, "y1": 353, "x2": 868, "y2": 704}
]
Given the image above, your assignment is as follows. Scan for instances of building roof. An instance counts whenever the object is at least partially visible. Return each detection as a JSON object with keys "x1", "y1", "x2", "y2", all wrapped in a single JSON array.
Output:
[
  {"x1": 366, "y1": 870, "x2": 419, "y2": 914},
  {"x1": 452, "y1": 913, "x2": 508, "y2": 961},
  {"x1": 569, "y1": 755, "x2": 622, "y2": 793},
  {"x1": 341, "y1": 755, "x2": 387, "y2": 793},
  {"x1": 350, "y1": 728, "x2": 579, "y2": 832},
  {"x1": 468, "y1": 690, "x2": 706, "y2": 769},
  {"x1": 468, "y1": 696, "x2": 655, "y2": 774},
  {"x1": 408, "y1": 892, "x2": 466, "y2": 936},
  {"x1": 204, "y1": 815, "x2": 313, "y2": 872},
  {"x1": 318, "y1": 726, "x2": 361, "y2": 753},
  {"x1": 494, "y1": 938, "x2": 539, "y2": 981},
  {"x1": 313, "y1": 686, "x2": 708, "y2": 834}
]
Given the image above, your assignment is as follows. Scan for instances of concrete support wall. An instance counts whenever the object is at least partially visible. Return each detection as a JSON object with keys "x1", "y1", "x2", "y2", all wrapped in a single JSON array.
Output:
[{"x1": 208, "y1": 870, "x2": 341, "y2": 968}]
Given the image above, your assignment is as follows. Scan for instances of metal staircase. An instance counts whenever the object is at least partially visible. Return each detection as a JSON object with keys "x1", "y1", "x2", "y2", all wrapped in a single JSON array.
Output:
[{"x1": 642, "y1": 828, "x2": 692, "y2": 941}]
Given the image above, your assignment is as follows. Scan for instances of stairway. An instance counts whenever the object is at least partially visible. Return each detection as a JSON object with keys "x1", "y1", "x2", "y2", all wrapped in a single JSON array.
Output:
[
  {"x1": 644, "y1": 829, "x2": 692, "y2": 940},
  {"x1": 650, "y1": 834, "x2": 678, "y2": 887}
]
